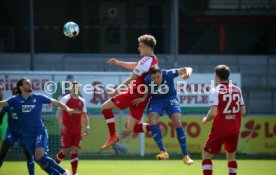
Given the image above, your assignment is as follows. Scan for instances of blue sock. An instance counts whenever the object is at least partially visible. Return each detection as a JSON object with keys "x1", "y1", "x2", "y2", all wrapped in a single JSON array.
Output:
[
  {"x1": 39, "y1": 154, "x2": 65, "y2": 174},
  {"x1": 0, "y1": 157, "x2": 3, "y2": 167},
  {"x1": 26, "y1": 157, "x2": 35, "y2": 175},
  {"x1": 150, "y1": 125, "x2": 166, "y2": 152},
  {"x1": 44, "y1": 166, "x2": 61, "y2": 175},
  {"x1": 176, "y1": 127, "x2": 188, "y2": 156}
]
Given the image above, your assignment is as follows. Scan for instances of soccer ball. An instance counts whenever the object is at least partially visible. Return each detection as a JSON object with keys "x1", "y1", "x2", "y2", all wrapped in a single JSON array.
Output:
[{"x1": 63, "y1": 22, "x2": 79, "y2": 38}]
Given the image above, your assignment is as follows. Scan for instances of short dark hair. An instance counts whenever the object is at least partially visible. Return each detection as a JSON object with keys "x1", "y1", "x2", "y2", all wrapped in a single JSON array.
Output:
[
  {"x1": 149, "y1": 66, "x2": 161, "y2": 75},
  {"x1": 16, "y1": 78, "x2": 28, "y2": 94},
  {"x1": 215, "y1": 65, "x2": 230, "y2": 81},
  {"x1": 138, "y1": 34, "x2": 157, "y2": 50}
]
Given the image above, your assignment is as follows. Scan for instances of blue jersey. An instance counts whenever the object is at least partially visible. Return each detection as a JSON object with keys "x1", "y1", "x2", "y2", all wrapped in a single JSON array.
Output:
[
  {"x1": 3, "y1": 105, "x2": 21, "y2": 134},
  {"x1": 145, "y1": 69, "x2": 179, "y2": 100},
  {"x1": 6, "y1": 93, "x2": 52, "y2": 136}
]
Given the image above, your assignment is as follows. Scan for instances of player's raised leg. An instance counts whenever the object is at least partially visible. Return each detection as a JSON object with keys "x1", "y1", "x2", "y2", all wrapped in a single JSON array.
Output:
[
  {"x1": 36, "y1": 148, "x2": 69, "y2": 175},
  {"x1": 148, "y1": 112, "x2": 168, "y2": 160},
  {"x1": 170, "y1": 113, "x2": 194, "y2": 166},
  {"x1": 126, "y1": 115, "x2": 151, "y2": 133},
  {"x1": 34, "y1": 130, "x2": 69, "y2": 175},
  {"x1": 101, "y1": 99, "x2": 120, "y2": 149}
]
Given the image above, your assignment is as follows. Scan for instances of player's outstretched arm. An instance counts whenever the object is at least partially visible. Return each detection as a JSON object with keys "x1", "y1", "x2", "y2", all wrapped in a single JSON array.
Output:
[
  {"x1": 202, "y1": 106, "x2": 217, "y2": 124},
  {"x1": 50, "y1": 99, "x2": 78, "y2": 114},
  {"x1": 178, "y1": 67, "x2": 193, "y2": 80},
  {"x1": 81, "y1": 113, "x2": 90, "y2": 136},
  {"x1": 56, "y1": 109, "x2": 66, "y2": 132},
  {"x1": 131, "y1": 89, "x2": 150, "y2": 106},
  {"x1": 115, "y1": 73, "x2": 139, "y2": 93},
  {"x1": 107, "y1": 58, "x2": 137, "y2": 71}
]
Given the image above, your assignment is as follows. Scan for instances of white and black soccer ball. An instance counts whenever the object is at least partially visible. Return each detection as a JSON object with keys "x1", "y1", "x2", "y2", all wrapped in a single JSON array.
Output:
[{"x1": 63, "y1": 21, "x2": 79, "y2": 38}]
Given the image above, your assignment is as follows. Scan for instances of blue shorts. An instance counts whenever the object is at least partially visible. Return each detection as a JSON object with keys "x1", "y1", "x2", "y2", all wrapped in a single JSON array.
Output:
[
  {"x1": 23, "y1": 127, "x2": 49, "y2": 154},
  {"x1": 148, "y1": 98, "x2": 181, "y2": 118},
  {"x1": 4, "y1": 128, "x2": 24, "y2": 146}
]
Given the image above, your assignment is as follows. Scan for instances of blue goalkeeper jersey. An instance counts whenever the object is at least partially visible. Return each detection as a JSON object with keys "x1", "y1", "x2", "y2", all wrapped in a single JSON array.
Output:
[
  {"x1": 144, "y1": 69, "x2": 179, "y2": 100},
  {"x1": 5, "y1": 93, "x2": 52, "y2": 136},
  {"x1": 2, "y1": 105, "x2": 21, "y2": 134}
]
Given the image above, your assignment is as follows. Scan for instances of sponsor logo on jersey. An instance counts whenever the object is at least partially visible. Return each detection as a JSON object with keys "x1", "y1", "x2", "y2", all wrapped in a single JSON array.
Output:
[
  {"x1": 140, "y1": 57, "x2": 150, "y2": 65},
  {"x1": 22, "y1": 105, "x2": 35, "y2": 113}
]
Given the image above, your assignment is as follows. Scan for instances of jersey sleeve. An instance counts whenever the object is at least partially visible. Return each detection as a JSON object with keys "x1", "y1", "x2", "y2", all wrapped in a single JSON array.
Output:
[
  {"x1": 80, "y1": 97, "x2": 87, "y2": 113},
  {"x1": 133, "y1": 56, "x2": 153, "y2": 76},
  {"x1": 239, "y1": 89, "x2": 245, "y2": 106},
  {"x1": 58, "y1": 95, "x2": 70, "y2": 110},
  {"x1": 209, "y1": 88, "x2": 218, "y2": 106},
  {"x1": 166, "y1": 69, "x2": 179, "y2": 79},
  {"x1": 5, "y1": 96, "x2": 16, "y2": 107},
  {"x1": 37, "y1": 94, "x2": 52, "y2": 104}
]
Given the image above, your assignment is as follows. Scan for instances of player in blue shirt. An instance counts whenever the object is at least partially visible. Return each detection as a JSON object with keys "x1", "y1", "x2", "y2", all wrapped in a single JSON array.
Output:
[
  {"x1": 0, "y1": 87, "x2": 34, "y2": 175},
  {"x1": 133, "y1": 66, "x2": 194, "y2": 165},
  {"x1": 0, "y1": 78, "x2": 76, "y2": 175}
]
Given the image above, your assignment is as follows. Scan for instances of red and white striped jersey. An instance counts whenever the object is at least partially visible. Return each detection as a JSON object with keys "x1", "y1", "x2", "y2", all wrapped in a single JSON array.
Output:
[
  {"x1": 131, "y1": 56, "x2": 158, "y2": 89},
  {"x1": 209, "y1": 83, "x2": 244, "y2": 133},
  {"x1": 60, "y1": 94, "x2": 87, "y2": 133}
]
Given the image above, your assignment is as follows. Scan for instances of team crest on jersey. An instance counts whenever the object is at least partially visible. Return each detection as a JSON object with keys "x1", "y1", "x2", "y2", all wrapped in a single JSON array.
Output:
[
  {"x1": 11, "y1": 113, "x2": 18, "y2": 119},
  {"x1": 22, "y1": 105, "x2": 35, "y2": 112},
  {"x1": 33, "y1": 98, "x2": 37, "y2": 103}
]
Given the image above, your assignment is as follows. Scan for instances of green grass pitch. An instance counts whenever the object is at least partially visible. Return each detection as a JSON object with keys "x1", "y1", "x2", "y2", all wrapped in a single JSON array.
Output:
[{"x1": 1, "y1": 159, "x2": 276, "y2": 175}]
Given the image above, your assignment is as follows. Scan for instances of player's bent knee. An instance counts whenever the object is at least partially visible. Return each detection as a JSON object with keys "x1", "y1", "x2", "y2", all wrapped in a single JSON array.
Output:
[
  {"x1": 71, "y1": 147, "x2": 79, "y2": 154},
  {"x1": 35, "y1": 154, "x2": 43, "y2": 162},
  {"x1": 226, "y1": 152, "x2": 236, "y2": 161},
  {"x1": 37, "y1": 162, "x2": 47, "y2": 169},
  {"x1": 126, "y1": 125, "x2": 134, "y2": 132},
  {"x1": 148, "y1": 114, "x2": 158, "y2": 125},
  {"x1": 35, "y1": 151, "x2": 44, "y2": 161},
  {"x1": 61, "y1": 148, "x2": 69, "y2": 155},
  {"x1": 102, "y1": 100, "x2": 114, "y2": 110},
  {"x1": 172, "y1": 120, "x2": 182, "y2": 128},
  {"x1": 202, "y1": 150, "x2": 213, "y2": 160}
]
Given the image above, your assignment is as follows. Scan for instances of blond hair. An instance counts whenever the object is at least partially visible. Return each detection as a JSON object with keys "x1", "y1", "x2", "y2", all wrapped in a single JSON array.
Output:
[{"x1": 138, "y1": 34, "x2": 157, "y2": 50}]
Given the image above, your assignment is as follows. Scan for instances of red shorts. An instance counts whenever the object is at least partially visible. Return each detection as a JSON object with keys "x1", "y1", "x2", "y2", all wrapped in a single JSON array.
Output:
[
  {"x1": 60, "y1": 131, "x2": 82, "y2": 148},
  {"x1": 111, "y1": 89, "x2": 149, "y2": 121},
  {"x1": 204, "y1": 129, "x2": 239, "y2": 154}
]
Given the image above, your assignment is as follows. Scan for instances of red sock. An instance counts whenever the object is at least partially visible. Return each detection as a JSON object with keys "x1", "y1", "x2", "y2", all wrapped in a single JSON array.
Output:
[
  {"x1": 71, "y1": 153, "x2": 78, "y2": 175},
  {"x1": 228, "y1": 161, "x2": 237, "y2": 175},
  {"x1": 55, "y1": 151, "x2": 66, "y2": 164},
  {"x1": 133, "y1": 123, "x2": 151, "y2": 133},
  {"x1": 102, "y1": 109, "x2": 116, "y2": 136},
  {"x1": 202, "y1": 159, "x2": 213, "y2": 175}
]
